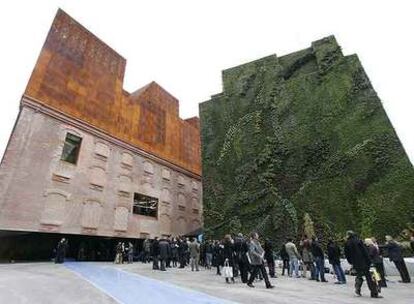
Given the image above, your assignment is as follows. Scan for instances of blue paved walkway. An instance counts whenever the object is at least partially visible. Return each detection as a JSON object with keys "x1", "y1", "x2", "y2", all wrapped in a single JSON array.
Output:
[{"x1": 65, "y1": 262, "x2": 235, "y2": 304}]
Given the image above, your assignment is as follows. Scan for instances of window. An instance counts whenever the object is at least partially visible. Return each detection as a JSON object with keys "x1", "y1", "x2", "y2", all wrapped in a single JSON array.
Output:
[
  {"x1": 133, "y1": 193, "x2": 158, "y2": 218},
  {"x1": 61, "y1": 133, "x2": 82, "y2": 164}
]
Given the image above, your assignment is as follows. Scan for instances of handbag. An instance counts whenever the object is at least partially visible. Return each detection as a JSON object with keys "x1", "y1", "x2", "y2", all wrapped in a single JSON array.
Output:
[{"x1": 223, "y1": 259, "x2": 233, "y2": 278}]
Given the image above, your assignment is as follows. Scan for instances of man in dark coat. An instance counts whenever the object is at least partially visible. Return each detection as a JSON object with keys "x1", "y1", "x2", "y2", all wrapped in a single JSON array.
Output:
[
  {"x1": 279, "y1": 244, "x2": 290, "y2": 276},
  {"x1": 213, "y1": 240, "x2": 224, "y2": 275},
  {"x1": 234, "y1": 234, "x2": 249, "y2": 283},
  {"x1": 151, "y1": 237, "x2": 160, "y2": 270},
  {"x1": 158, "y1": 238, "x2": 170, "y2": 271},
  {"x1": 223, "y1": 235, "x2": 235, "y2": 283},
  {"x1": 327, "y1": 240, "x2": 346, "y2": 284},
  {"x1": 344, "y1": 231, "x2": 381, "y2": 298},
  {"x1": 178, "y1": 237, "x2": 188, "y2": 269},
  {"x1": 383, "y1": 235, "x2": 410, "y2": 283},
  {"x1": 264, "y1": 239, "x2": 276, "y2": 278},
  {"x1": 55, "y1": 238, "x2": 68, "y2": 264},
  {"x1": 311, "y1": 237, "x2": 327, "y2": 282}
]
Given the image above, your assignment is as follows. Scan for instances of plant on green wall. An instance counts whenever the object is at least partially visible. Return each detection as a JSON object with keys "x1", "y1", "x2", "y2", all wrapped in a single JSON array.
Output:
[{"x1": 200, "y1": 36, "x2": 414, "y2": 247}]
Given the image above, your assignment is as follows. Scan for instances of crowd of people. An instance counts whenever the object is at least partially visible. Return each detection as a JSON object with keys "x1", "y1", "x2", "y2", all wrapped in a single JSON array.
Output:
[
  {"x1": 114, "y1": 241, "x2": 135, "y2": 264},
  {"x1": 139, "y1": 231, "x2": 413, "y2": 299},
  {"x1": 53, "y1": 231, "x2": 413, "y2": 299}
]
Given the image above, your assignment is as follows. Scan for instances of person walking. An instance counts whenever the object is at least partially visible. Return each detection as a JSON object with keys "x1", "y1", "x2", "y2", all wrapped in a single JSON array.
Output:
[
  {"x1": 234, "y1": 234, "x2": 250, "y2": 283},
  {"x1": 285, "y1": 238, "x2": 301, "y2": 278},
  {"x1": 365, "y1": 238, "x2": 386, "y2": 287},
  {"x1": 280, "y1": 243, "x2": 290, "y2": 276},
  {"x1": 159, "y1": 237, "x2": 170, "y2": 271},
  {"x1": 383, "y1": 235, "x2": 411, "y2": 283},
  {"x1": 264, "y1": 239, "x2": 276, "y2": 278},
  {"x1": 223, "y1": 235, "x2": 235, "y2": 283},
  {"x1": 300, "y1": 236, "x2": 315, "y2": 280},
  {"x1": 151, "y1": 237, "x2": 160, "y2": 270},
  {"x1": 327, "y1": 240, "x2": 346, "y2": 284},
  {"x1": 311, "y1": 237, "x2": 328, "y2": 282},
  {"x1": 344, "y1": 231, "x2": 382, "y2": 298},
  {"x1": 213, "y1": 240, "x2": 224, "y2": 275},
  {"x1": 246, "y1": 232, "x2": 274, "y2": 289},
  {"x1": 189, "y1": 237, "x2": 200, "y2": 272}
]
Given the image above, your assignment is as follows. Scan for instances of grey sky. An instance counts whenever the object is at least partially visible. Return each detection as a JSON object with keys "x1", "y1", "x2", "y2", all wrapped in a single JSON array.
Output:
[{"x1": 1, "y1": 0, "x2": 413, "y2": 163}]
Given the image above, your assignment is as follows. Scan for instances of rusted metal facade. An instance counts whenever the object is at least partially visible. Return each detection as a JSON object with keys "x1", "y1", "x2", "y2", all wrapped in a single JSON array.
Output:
[{"x1": 0, "y1": 10, "x2": 202, "y2": 258}]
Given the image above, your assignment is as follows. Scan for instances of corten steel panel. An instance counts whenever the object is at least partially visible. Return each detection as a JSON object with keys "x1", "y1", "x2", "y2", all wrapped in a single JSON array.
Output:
[{"x1": 24, "y1": 9, "x2": 201, "y2": 176}]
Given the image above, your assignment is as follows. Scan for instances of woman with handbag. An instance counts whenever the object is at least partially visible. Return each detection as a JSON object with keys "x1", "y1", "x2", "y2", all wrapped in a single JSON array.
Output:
[{"x1": 223, "y1": 235, "x2": 236, "y2": 283}]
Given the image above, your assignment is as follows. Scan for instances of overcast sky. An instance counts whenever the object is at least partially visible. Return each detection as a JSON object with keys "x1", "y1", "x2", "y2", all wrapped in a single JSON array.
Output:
[{"x1": 1, "y1": 0, "x2": 413, "y2": 164}]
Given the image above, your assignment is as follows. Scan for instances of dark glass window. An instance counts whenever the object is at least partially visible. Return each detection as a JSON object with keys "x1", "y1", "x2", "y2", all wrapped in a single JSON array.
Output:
[
  {"x1": 61, "y1": 133, "x2": 82, "y2": 164},
  {"x1": 133, "y1": 193, "x2": 158, "y2": 218}
]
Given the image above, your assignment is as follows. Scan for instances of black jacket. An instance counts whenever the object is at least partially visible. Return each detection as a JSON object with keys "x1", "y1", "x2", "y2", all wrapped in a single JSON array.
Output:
[
  {"x1": 344, "y1": 235, "x2": 371, "y2": 270},
  {"x1": 234, "y1": 237, "x2": 249, "y2": 264},
  {"x1": 264, "y1": 240, "x2": 274, "y2": 262},
  {"x1": 159, "y1": 239, "x2": 171, "y2": 260},
  {"x1": 384, "y1": 241, "x2": 403, "y2": 262},
  {"x1": 280, "y1": 244, "x2": 289, "y2": 260},
  {"x1": 151, "y1": 239, "x2": 160, "y2": 256},
  {"x1": 311, "y1": 241, "x2": 324, "y2": 258},
  {"x1": 223, "y1": 240, "x2": 235, "y2": 266},
  {"x1": 213, "y1": 243, "x2": 224, "y2": 266},
  {"x1": 327, "y1": 243, "x2": 341, "y2": 265}
]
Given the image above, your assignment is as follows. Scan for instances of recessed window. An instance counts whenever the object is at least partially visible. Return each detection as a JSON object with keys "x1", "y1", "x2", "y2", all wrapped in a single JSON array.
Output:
[
  {"x1": 61, "y1": 133, "x2": 82, "y2": 164},
  {"x1": 133, "y1": 193, "x2": 158, "y2": 218}
]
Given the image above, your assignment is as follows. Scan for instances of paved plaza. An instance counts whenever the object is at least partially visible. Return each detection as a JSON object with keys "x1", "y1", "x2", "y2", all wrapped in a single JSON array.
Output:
[{"x1": 0, "y1": 262, "x2": 413, "y2": 304}]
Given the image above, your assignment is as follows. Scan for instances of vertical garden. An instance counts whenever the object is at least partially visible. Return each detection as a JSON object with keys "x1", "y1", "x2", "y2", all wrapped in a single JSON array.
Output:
[{"x1": 199, "y1": 36, "x2": 414, "y2": 245}]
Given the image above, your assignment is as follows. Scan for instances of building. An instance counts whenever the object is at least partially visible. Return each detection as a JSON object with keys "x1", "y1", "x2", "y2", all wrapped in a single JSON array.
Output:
[
  {"x1": 199, "y1": 36, "x2": 414, "y2": 243},
  {"x1": 0, "y1": 9, "x2": 202, "y2": 260}
]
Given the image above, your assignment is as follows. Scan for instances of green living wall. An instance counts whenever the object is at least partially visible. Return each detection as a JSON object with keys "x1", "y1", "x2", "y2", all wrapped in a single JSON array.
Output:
[{"x1": 199, "y1": 36, "x2": 414, "y2": 245}]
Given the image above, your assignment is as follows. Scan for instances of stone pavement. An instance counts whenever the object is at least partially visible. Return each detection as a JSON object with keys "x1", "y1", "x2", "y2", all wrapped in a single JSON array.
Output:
[
  {"x1": 119, "y1": 262, "x2": 413, "y2": 304},
  {"x1": 0, "y1": 262, "x2": 413, "y2": 304},
  {"x1": 0, "y1": 263, "x2": 116, "y2": 304}
]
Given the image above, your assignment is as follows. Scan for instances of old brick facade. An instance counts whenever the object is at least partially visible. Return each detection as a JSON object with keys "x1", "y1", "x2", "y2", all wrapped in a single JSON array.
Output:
[{"x1": 0, "y1": 9, "x2": 202, "y2": 259}]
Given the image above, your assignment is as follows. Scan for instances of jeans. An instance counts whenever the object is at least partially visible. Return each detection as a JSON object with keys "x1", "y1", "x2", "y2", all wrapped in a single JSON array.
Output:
[
  {"x1": 289, "y1": 257, "x2": 299, "y2": 277},
  {"x1": 315, "y1": 256, "x2": 326, "y2": 281},
  {"x1": 206, "y1": 253, "x2": 213, "y2": 268},
  {"x1": 332, "y1": 263, "x2": 346, "y2": 283}
]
